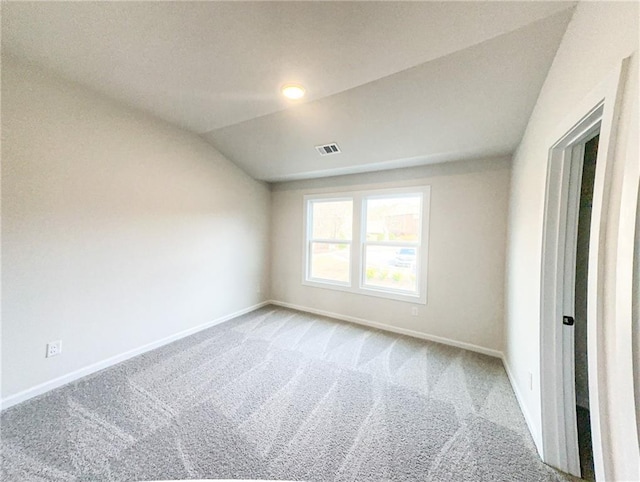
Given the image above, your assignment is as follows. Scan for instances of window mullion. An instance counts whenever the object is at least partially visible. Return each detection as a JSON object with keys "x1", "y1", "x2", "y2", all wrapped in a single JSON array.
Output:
[
  {"x1": 351, "y1": 193, "x2": 363, "y2": 289},
  {"x1": 309, "y1": 238, "x2": 352, "y2": 244},
  {"x1": 362, "y1": 241, "x2": 421, "y2": 248}
]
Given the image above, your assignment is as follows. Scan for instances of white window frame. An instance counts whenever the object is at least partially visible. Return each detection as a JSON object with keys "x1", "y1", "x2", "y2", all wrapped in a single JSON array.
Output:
[
  {"x1": 304, "y1": 196, "x2": 354, "y2": 288},
  {"x1": 303, "y1": 186, "x2": 430, "y2": 304}
]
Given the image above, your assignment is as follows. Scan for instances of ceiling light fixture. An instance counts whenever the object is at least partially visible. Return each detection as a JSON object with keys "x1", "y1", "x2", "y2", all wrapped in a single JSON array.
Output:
[{"x1": 281, "y1": 83, "x2": 306, "y2": 100}]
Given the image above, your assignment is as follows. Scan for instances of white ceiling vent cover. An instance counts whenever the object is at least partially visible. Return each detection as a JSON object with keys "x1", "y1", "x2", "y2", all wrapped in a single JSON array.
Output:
[{"x1": 315, "y1": 143, "x2": 341, "y2": 156}]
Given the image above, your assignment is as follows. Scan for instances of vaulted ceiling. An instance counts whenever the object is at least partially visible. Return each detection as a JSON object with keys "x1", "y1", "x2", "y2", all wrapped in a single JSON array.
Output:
[{"x1": 2, "y1": 2, "x2": 575, "y2": 181}]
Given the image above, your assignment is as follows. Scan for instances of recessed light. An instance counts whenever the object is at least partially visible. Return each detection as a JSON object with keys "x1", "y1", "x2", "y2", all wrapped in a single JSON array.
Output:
[{"x1": 281, "y1": 83, "x2": 306, "y2": 100}]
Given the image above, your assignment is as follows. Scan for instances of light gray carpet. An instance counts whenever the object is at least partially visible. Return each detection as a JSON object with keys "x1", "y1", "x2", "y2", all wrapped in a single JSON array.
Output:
[{"x1": 1, "y1": 306, "x2": 575, "y2": 481}]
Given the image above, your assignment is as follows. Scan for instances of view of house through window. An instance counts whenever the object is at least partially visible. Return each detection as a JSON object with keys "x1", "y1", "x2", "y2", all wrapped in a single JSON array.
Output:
[
  {"x1": 304, "y1": 188, "x2": 429, "y2": 303},
  {"x1": 363, "y1": 195, "x2": 421, "y2": 293}
]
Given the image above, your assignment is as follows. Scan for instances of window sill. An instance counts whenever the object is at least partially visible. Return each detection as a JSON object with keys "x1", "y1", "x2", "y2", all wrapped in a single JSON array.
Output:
[{"x1": 302, "y1": 278, "x2": 426, "y2": 305}]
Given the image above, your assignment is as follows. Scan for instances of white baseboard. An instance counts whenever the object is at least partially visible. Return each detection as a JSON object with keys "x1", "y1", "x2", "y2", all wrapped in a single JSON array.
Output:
[
  {"x1": 268, "y1": 299, "x2": 503, "y2": 358},
  {"x1": 501, "y1": 355, "x2": 543, "y2": 456},
  {"x1": 0, "y1": 301, "x2": 270, "y2": 411}
]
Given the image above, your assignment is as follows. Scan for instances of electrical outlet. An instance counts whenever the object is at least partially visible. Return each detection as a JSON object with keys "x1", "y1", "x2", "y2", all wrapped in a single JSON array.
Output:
[
  {"x1": 46, "y1": 340, "x2": 62, "y2": 358},
  {"x1": 528, "y1": 372, "x2": 533, "y2": 391},
  {"x1": 411, "y1": 306, "x2": 418, "y2": 316}
]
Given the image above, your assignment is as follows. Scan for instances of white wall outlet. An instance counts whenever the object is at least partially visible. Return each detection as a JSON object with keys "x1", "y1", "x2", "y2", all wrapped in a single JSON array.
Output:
[
  {"x1": 528, "y1": 372, "x2": 533, "y2": 391},
  {"x1": 46, "y1": 340, "x2": 62, "y2": 358},
  {"x1": 411, "y1": 306, "x2": 418, "y2": 316}
]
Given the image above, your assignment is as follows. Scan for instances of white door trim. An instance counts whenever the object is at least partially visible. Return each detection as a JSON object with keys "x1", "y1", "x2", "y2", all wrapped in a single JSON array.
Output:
[
  {"x1": 540, "y1": 108, "x2": 600, "y2": 477},
  {"x1": 539, "y1": 57, "x2": 629, "y2": 479}
]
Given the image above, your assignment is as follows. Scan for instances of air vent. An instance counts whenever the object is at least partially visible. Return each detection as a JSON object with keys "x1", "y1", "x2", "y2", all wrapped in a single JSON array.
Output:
[{"x1": 315, "y1": 143, "x2": 341, "y2": 156}]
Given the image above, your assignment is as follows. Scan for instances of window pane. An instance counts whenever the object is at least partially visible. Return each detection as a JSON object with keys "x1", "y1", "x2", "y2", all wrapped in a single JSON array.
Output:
[
  {"x1": 311, "y1": 200, "x2": 352, "y2": 240},
  {"x1": 310, "y1": 242, "x2": 350, "y2": 283},
  {"x1": 363, "y1": 245, "x2": 417, "y2": 293},
  {"x1": 365, "y1": 195, "x2": 421, "y2": 242}
]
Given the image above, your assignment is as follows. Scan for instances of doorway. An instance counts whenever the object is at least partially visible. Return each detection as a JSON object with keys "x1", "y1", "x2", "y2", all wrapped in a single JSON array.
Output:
[
  {"x1": 539, "y1": 101, "x2": 604, "y2": 479},
  {"x1": 574, "y1": 134, "x2": 598, "y2": 481},
  {"x1": 538, "y1": 57, "x2": 631, "y2": 481}
]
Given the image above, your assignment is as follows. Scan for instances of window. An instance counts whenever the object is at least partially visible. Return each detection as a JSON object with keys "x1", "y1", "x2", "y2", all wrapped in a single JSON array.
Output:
[
  {"x1": 362, "y1": 194, "x2": 421, "y2": 294},
  {"x1": 306, "y1": 198, "x2": 353, "y2": 284},
  {"x1": 304, "y1": 187, "x2": 429, "y2": 304}
]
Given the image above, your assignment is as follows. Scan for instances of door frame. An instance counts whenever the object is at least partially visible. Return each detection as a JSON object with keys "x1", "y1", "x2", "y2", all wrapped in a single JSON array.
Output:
[{"x1": 539, "y1": 58, "x2": 629, "y2": 478}]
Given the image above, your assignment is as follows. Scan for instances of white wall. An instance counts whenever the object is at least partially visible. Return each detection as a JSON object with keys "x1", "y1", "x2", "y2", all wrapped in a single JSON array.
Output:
[
  {"x1": 1, "y1": 58, "x2": 271, "y2": 402},
  {"x1": 271, "y1": 157, "x2": 510, "y2": 355},
  {"x1": 504, "y1": 1, "x2": 639, "y2": 478}
]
